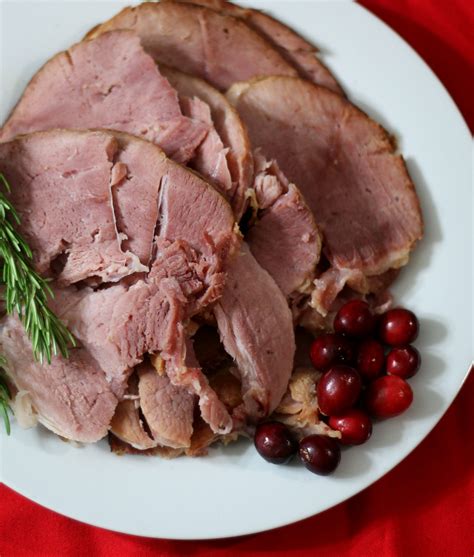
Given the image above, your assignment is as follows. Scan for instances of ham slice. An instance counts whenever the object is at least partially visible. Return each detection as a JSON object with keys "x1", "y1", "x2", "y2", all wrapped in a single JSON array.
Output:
[
  {"x1": 1, "y1": 129, "x2": 239, "y2": 438},
  {"x1": 161, "y1": 66, "x2": 253, "y2": 220},
  {"x1": 112, "y1": 130, "x2": 237, "y2": 268},
  {"x1": 214, "y1": 243, "x2": 295, "y2": 419},
  {"x1": 247, "y1": 152, "x2": 321, "y2": 298},
  {"x1": 180, "y1": 94, "x2": 233, "y2": 200},
  {"x1": 0, "y1": 130, "x2": 145, "y2": 284},
  {"x1": 0, "y1": 315, "x2": 118, "y2": 443},
  {"x1": 137, "y1": 362, "x2": 195, "y2": 449},
  {"x1": 160, "y1": 68, "x2": 321, "y2": 300},
  {"x1": 228, "y1": 77, "x2": 423, "y2": 314},
  {"x1": 52, "y1": 238, "x2": 234, "y2": 434},
  {"x1": 110, "y1": 374, "x2": 157, "y2": 451},
  {"x1": 0, "y1": 30, "x2": 208, "y2": 165},
  {"x1": 85, "y1": 2, "x2": 298, "y2": 91},
  {"x1": 165, "y1": 0, "x2": 343, "y2": 94}
]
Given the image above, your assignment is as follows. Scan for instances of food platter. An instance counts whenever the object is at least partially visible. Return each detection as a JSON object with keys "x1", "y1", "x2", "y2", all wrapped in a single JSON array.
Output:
[{"x1": 0, "y1": 0, "x2": 472, "y2": 540}]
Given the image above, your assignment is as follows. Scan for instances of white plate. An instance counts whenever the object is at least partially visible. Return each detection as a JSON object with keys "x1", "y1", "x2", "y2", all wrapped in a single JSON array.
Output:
[{"x1": 0, "y1": 0, "x2": 472, "y2": 540}]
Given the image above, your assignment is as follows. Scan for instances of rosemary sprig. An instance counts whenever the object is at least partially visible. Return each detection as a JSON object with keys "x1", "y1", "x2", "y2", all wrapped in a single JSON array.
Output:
[{"x1": 0, "y1": 173, "x2": 76, "y2": 433}]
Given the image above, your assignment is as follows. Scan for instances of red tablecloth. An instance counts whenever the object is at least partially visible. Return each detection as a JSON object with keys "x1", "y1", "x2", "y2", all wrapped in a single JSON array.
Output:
[{"x1": 1, "y1": 1, "x2": 473, "y2": 555}]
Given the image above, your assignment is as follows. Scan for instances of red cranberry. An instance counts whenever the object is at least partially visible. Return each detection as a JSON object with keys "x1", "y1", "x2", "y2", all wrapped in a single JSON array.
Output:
[
  {"x1": 364, "y1": 376, "x2": 413, "y2": 418},
  {"x1": 254, "y1": 422, "x2": 298, "y2": 464},
  {"x1": 357, "y1": 339, "x2": 385, "y2": 380},
  {"x1": 329, "y1": 409, "x2": 373, "y2": 445},
  {"x1": 386, "y1": 346, "x2": 421, "y2": 378},
  {"x1": 334, "y1": 300, "x2": 375, "y2": 338},
  {"x1": 378, "y1": 308, "x2": 419, "y2": 346},
  {"x1": 317, "y1": 365, "x2": 362, "y2": 416},
  {"x1": 310, "y1": 333, "x2": 355, "y2": 371},
  {"x1": 299, "y1": 434, "x2": 341, "y2": 475}
]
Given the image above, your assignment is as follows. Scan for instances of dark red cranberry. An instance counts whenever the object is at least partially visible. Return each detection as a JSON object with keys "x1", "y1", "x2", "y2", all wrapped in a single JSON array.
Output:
[
  {"x1": 378, "y1": 308, "x2": 419, "y2": 346},
  {"x1": 317, "y1": 365, "x2": 362, "y2": 416},
  {"x1": 357, "y1": 339, "x2": 385, "y2": 380},
  {"x1": 364, "y1": 375, "x2": 413, "y2": 418},
  {"x1": 310, "y1": 333, "x2": 355, "y2": 371},
  {"x1": 299, "y1": 434, "x2": 341, "y2": 475},
  {"x1": 386, "y1": 346, "x2": 421, "y2": 378},
  {"x1": 334, "y1": 300, "x2": 375, "y2": 338},
  {"x1": 329, "y1": 409, "x2": 373, "y2": 445},
  {"x1": 254, "y1": 422, "x2": 298, "y2": 464}
]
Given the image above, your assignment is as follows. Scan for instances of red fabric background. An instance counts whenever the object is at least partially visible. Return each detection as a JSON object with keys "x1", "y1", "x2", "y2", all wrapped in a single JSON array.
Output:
[{"x1": 0, "y1": 1, "x2": 472, "y2": 555}]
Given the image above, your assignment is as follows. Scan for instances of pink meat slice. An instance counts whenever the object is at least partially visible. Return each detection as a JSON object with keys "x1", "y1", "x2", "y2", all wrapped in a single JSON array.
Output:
[
  {"x1": 161, "y1": 66, "x2": 253, "y2": 220},
  {"x1": 137, "y1": 362, "x2": 195, "y2": 449},
  {"x1": 85, "y1": 2, "x2": 298, "y2": 92},
  {"x1": 110, "y1": 130, "x2": 238, "y2": 268},
  {"x1": 160, "y1": 68, "x2": 320, "y2": 299},
  {"x1": 0, "y1": 30, "x2": 208, "y2": 164},
  {"x1": 157, "y1": 161, "x2": 239, "y2": 264},
  {"x1": 163, "y1": 331, "x2": 234, "y2": 433},
  {"x1": 214, "y1": 243, "x2": 295, "y2": 419},
  {"x1": 180, "y1": 95, "x2": 233, "y2": 202},
  {"x1": 165, "y1": 0, "x2": 343, "y2": 94},
  {"x1": 55, "y1": 278, "x2": 232, "y2": 434},
  {"x1": 47, "y1": 132, "x2": 237, "y2": 435},
  {"x1": 0, "y1": 130, "x2": 145, "y2": 285},
  {"x1": 0, "y1": 315, "x2": 118, "y2": 443},
  {"x1": 110, "y1": 394, "x2": 157, "y2": 451},
  {"x1": 50, "y1": 277, "x2": 183, "y2": 397},
  {"x1": 228, "y1": 77, "x2": 423, "y2": 314},
  {"x1": 0, "y1": 130, "x2": 238, "y2": 440},
  {"x1": 52, "y1": 238, "x2": 230, "y2": 408},
  {"x1": 247, "y1": 152, "x2": 321, "y2": 298}
]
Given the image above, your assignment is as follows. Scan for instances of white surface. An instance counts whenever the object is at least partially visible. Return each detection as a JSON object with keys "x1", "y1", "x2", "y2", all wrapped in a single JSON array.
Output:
[{"x1": 0, "y1": 0, "x2": 472, "y2": 540}]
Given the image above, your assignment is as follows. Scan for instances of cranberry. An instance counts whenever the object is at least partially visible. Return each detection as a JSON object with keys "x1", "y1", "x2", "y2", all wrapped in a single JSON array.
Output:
[
  {"x1": 310, "y1": 333, "x2": 355, "y2": 371},
  {"x1": 357, "y1": 339, "x2": 385, "y2": 380},
  {"x1": 386, "y1": 346, "x2": 421, "y2": 378},
  {"x1": 378, "y1": 308, "x2": 419, "y2": 346},
  {"x1": 364, "y1": 375, "x2": 413, "y2": 418},
  {"x1": 254, "y1": 422, "x2": 298, "y2": 464},
  {"x1": 329, "y1": 409, "x2": 373, "y2": 445},
  {"x1": 317, "y1": 365, "x2": 362, "y2": 416},
  {"x1": 299, "y1": 434, "x2": 341, "y2": 475},
  {"x1": 334, "y1": 300, "x2": 375, "y2": 338}
]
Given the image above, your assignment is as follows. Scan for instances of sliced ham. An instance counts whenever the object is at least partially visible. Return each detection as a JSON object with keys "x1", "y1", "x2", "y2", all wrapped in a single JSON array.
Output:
[
  {"x1": 162, "y1": 333, "x2": 234, "y2": 433},
  {"x1": 137, "y1": 362, "x2": 195, "y2": 449},
  {"x1": 160, "y1": 69, "x2": 321, "y2": 299},
  {"x1": 228, "y1": 77, "x2": 423, "y2": 314},
  {"x1": 85, "y1": 2, "x2": 298, "y2": 91},
  {"x1": 111, "y1": 130, "x2": 238, "y2": 268},
  {"x1": 52, "y1": 238, "x2": 234, "y2": 434},
  {"x1": 161, "y1": 66, "x2": 253, "y2": 220},
  {"x1": 165, "y1": 0, "x2": 343, "y2": 94},
  {"x1": 50, "y1": 276, "x2": 184, "y2": 396},
  {"x1": 0, "y1": 130, "x2": 145, "y2": 284},
  {"x1": 0, "y1": 315, "x2": 118, "y2": 443},
  {"x1": 181, "y1": 95, "x2": 233, "y2": 198},
  {"x1": 1, "y1": 129, "x2": 238, "y2": 436},
  {"x1": 0, "y1": 128, "x2": 237, "y2": 283},
  {"x1": 214, "y1": 243, "x2": 295, "y2": 419},
  {"x1": 0, "y1": 30, "x2": 208, "y2": 164},
  {"x1": 157, "y1": 162, "x2": 239, "y2": 265},
  {"x1": 110, "y1": 400, "x2": 157, "y2": 451},
  {"x1": 110, "y1": 374, "x2": 157, "y2": 451},
  {"x1": 247, "y1": 152, "x2": 321, "y2": 298}
]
